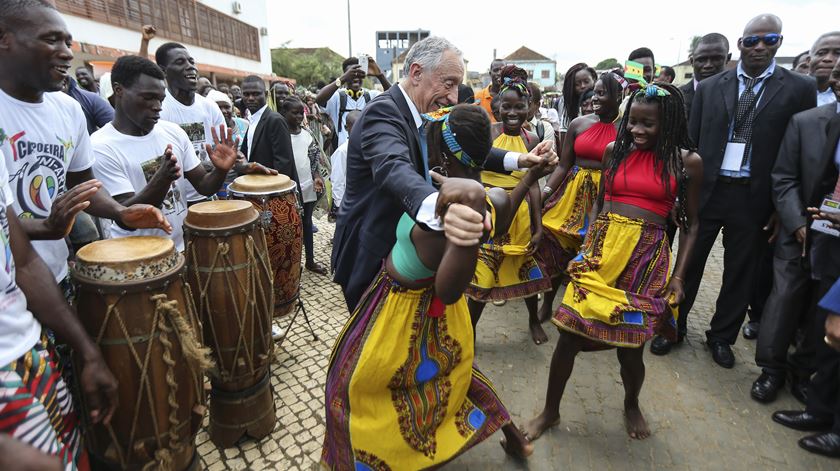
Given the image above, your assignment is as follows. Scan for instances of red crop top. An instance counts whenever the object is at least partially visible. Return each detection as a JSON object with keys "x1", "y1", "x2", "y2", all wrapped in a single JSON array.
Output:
[
  {"x1": 604, "y1": 150, "x2": 677, "y2": 218},
  {"x1": 573, "y1": 121, "x2": 616, "y2": 162}
]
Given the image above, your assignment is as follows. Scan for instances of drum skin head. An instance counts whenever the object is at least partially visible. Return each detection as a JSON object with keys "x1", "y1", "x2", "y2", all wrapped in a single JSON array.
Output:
[
  {"x1": 77, "y1": 236, "x2": 174, "y2": 265},
  {"x1": 229, "y1": 174, "x2": 294, "y2": 194},
  {"x1": 185, "y1": 200, "x2": 258, "y2": 229}
]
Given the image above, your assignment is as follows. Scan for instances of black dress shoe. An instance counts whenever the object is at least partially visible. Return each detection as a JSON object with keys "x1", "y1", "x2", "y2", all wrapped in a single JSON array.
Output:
[
  {"x1": 707, "y1": 340, "x2": 735, "y2": 368},
  {"x1": 751, "y1": 373, "x2": 785, "y2": 403},
  {"x1": 742, "y1": 321, "x2": 760, "y2": 340},
  {"x1": 799, "y1": 432, "x2": 840, "y2": 458},
  {"x1": 650, "y1": 335, "x2": 682, "y2": 355},
  {"x1": 772, "y1": 410, "x2": 833, "y2": 432},
  {"x1": 790, "y1": 377, "x2": 810, "y2": 405}
]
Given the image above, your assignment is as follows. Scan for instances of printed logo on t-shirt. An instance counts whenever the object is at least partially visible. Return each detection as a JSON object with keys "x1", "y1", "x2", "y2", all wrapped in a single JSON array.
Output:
[
  {"x1": 2, "y1": 130, "x2": 69, "y2": 219},
  {"x1": 141, "y1": 156, "x2": 185, "y2": 217},
  {"x1": 179, "y1": 122, "x2": 208, "y2": 162}
]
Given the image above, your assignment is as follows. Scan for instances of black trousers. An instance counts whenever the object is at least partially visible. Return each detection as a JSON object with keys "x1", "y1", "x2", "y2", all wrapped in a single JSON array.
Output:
[
  {"x1": 303, "y1": 201, "x2": 315, "y2": 265},
  {"x1": 748, "y1": 242, "x2": 774, "y2": 323},
  {"x1": 755, "y1": 254, "x2": 819, "y2": 376},
  {"x1": 806, "y1": 278, "x2": 840, "y2": 433},
  {"x1": 679, "y1": 181, "x2": 765, "y2": 344}
]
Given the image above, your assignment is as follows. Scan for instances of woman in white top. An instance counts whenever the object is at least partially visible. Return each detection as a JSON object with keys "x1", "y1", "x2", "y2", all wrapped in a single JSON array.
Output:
[{"x1": 282, "y1": 96, "x2": 328, "y2": 275}]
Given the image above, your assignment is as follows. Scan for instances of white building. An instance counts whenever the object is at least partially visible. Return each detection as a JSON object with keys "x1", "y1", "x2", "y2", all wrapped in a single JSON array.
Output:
[
  {"x1": 504, "y1": 46, "x2": 557, "y2": 89},
  {"x1": 56, "y1": 0, "x2": 277, "y2": 85}
]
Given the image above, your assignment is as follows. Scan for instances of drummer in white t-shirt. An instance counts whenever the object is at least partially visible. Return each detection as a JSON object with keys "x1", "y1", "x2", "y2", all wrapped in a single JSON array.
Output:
[
  {"x1": 0, "y1": 4, "x2": 171, "y2": 290},
  {"x1": 91, "y1": 55, "x2": 275, "y2": 251}
]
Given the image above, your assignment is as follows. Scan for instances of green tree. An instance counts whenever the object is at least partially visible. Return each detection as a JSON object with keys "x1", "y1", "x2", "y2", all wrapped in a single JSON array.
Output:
[
  {"x1": 688, "y1": 35, "x2": 701, "y2": 56},
  {"x1": 594, "y1": 58, "x2": 620, "y2": 70},
  {"x1": 271, "y1": 45, "x2": 343, "y2": 88}
]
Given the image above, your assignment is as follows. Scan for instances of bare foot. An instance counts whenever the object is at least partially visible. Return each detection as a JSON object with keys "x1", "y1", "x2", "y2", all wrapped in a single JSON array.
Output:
[
  {"x1": 624, "y1": 403, "x2": 650, "y2": 440},
  {"x1": 538, "y1": 301, "x2": 553, "y2": 323},
  {"x1": 499, "y1": 423, "x2": 534, "y2": 458},
  {"x1": 529, "y1": 320, "x2": 549, "y2": 345},
  {"x1": 522, "y1": 411, "x2": 560, "y2": 442}
]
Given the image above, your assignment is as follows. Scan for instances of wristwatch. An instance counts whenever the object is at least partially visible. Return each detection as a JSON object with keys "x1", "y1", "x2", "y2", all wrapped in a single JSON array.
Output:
[{"x1": 334, "y1": 78, "x2": 342, "y2": 88}]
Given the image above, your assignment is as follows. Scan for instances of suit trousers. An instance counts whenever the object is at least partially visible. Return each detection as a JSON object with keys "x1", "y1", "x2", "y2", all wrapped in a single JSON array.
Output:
[
  {"x1": 755, "y1": 254, "x2": 819, "y2": 376},
  {"x1": 748, "y1": 242, "x2": 773, "y2": 323},
  {"x1": 679, "y1": 181, "x2": 765, "y2": 344},
  {"x1": 806, "y1": 278, "x2": 840, "y2": 432}
]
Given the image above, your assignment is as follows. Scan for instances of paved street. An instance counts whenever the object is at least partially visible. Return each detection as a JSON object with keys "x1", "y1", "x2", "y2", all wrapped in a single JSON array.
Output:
[{"x1": 197, "y1": 221, "x2": 836, "y2": 470}]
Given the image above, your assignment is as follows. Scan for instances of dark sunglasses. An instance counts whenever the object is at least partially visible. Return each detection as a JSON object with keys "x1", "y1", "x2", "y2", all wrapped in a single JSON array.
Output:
[{"x1": 741, "y1": 33, "x2": 782, "y2": 48}]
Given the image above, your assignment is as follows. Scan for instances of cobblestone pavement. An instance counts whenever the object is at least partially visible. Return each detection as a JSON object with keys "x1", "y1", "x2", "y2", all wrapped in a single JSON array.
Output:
[{"x1": 197, "y1": 221, "x2": 836, "y2": 470}]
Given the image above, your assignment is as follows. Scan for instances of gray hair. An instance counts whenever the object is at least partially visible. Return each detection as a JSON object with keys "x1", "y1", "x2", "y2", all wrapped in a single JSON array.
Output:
[{"x1": 402, "y1": 36, "x2": 463, "y2": 77}]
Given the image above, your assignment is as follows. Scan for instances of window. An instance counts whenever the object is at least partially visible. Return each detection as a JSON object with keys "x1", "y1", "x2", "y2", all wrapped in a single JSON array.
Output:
[
  {"x1": 54, "y1": 0, "x2": 260, "y2": 60},
  {"x1": 541, "y1": 70, "x2": 550, "y2": 79}
]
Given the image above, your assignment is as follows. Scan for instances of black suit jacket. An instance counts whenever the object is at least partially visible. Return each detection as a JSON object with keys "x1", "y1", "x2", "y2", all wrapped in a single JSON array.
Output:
[
  {"x1": 679, "y1": 81, "x2": 695, "y2": 121},
  {"x1": 771, "y1": 104, "x2": 838, "y2": 259},
  {"x1": 688, "y1": 66, "x2": 817, "y2": 223},
  {"x1": 809, "y1": 115, "x2": 840, "y2": 280},
  {"x1": 331, "y1": 86, "x2": 508, "y2": 308},
  {"x1": 240, "y1": 108, "x2": 300, "y2": 184}
]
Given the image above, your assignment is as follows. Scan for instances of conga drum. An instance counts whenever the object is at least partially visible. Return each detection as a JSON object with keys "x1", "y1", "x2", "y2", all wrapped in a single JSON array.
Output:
[
  {"x1": 183, "y1": 200, "x2": 276, "y2": 447},
  {"x1": 72, "y1": 237, "x2": 210, "y2": 470},
  {"x1": 228, "y1": 174, "x2": 303, "y2": 318}
]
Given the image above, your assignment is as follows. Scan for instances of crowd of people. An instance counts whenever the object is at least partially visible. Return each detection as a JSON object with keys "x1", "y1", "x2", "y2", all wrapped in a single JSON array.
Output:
[{"x1": 0, "y1": 0, "x2": 839, "y2": 469}]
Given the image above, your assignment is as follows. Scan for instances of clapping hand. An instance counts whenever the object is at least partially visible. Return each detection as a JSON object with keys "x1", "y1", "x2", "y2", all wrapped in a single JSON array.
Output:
[
  {"x1": 43, "y1": 180, "x2": 100, "y2": 239},
  {"x1": 206, "y1": 125, "x2": 239, "y2": 172}
]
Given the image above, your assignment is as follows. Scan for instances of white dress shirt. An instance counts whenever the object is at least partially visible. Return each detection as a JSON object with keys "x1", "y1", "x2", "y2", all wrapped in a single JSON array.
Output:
[
  {"x1": 818, "y1": 88, "x2": 837, "y2": 107},
  {"x1": 247, "y1": 104, "x2": 267, "y2": 158}
]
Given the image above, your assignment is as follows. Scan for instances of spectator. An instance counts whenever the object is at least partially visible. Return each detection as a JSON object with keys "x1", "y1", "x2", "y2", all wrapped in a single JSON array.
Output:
[{"x1": 314, "y1": 56, "x2": 391, "y2": 148}]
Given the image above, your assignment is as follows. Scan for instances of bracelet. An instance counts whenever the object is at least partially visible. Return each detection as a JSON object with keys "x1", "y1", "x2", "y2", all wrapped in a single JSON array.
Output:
[
  {"x1": 542, "y1": 185, "x2": 553, "y2": 194},
  {"x1": 671, "y1": 275, "x2": 684, "y2": 282}
]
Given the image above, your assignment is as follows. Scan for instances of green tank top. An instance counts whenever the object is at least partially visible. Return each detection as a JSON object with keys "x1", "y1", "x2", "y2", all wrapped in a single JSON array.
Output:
[{"x1": 391, "y1": 213, "x2": 436, "y2": 281}]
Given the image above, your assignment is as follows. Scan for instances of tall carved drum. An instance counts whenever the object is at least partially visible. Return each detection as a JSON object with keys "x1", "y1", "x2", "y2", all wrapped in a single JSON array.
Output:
[
  {"x1": 229, "y1": 174, "x2": 303, "y2": 318},
  {"x1": 183, "y1": 200, "x2": 276, "y2": 447},
  {"x1": 73, "y1": 237, "x2": 210, "y2": 470}
]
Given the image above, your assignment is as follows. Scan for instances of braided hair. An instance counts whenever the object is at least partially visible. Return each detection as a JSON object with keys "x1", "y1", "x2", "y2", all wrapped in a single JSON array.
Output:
[
  {"x1": 605, "y1": 82, "x2": 696, "y2": 230},
  {"x1": 562, "y1": 63, "x2": 597, "y2": 122},
  {"x1": 424, "y1": 104, "x2": 492, "y2": 178}
]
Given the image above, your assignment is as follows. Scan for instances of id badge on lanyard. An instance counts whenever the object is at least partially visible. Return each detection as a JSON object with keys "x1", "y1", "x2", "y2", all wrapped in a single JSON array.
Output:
[{"x1": 721, "y1": 80, "x2": 767, "y2": 172}]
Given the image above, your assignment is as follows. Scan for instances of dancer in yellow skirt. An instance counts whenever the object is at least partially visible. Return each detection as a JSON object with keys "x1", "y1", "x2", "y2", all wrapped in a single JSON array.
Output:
[
  {"x1": 466, "y1": 65, "x2": 552, "y2": 345},
  {"x1": 524, "y1": 83, "x2": 703, "y2": 442},
  {"x1": 536, "y1": 72, "x2": 626, "y2": 322},
  {"x1": 321, "y1": 105, "x2": 549, "y2": 470}
]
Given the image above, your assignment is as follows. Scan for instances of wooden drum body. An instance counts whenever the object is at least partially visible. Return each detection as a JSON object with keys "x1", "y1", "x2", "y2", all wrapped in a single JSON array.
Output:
[
  {"x1": 72, "y1": 237, "x2": 210, "y2": 471},
  {"x1": 229, "y1": 174, "x2": 303, "y2": 318},
  {"x1": 183, "y1": 200, "x2": 276, "y2": 446}
]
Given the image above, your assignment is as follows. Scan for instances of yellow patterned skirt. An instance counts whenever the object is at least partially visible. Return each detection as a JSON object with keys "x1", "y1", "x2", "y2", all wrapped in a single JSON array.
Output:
[
  {"x1": 321, "y1": 270, "x2": 510, "y2": 470},
  {"x1": 553, "y1": 213, "x2": 678, "y2": 350},
  {"x1": 537, "y1": 166, "x2": 601, "y2": 280},
  {"x1": 465, "y1": 185, "x2": 551, "y2": 302}
]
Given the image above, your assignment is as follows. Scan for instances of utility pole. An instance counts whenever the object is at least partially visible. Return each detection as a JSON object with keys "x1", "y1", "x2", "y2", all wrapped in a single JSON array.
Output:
[{"x1": 347, "y1": 0, "x2": 352, "y2": 56}]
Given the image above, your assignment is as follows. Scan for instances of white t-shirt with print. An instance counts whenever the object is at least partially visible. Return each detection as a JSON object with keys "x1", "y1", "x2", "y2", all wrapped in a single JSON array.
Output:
[
  {"x1": 91, "y1": 121, "x2": 200, "y2": 251},
  {"x1": 325, "y1": 89, "x2": 380, "y2": 146},
  {"x1": 0, "y1": 154, "x2": 42, "y2": 367},
  {"x1": 0, "y1": 89, "x2": 95, "y2": 282},
  {"x1": 290, "y1": 131, "x2": 316, "y2": 203},
  {"x1": 160, "y1": 90, "x2": 224, "y2": 202}
]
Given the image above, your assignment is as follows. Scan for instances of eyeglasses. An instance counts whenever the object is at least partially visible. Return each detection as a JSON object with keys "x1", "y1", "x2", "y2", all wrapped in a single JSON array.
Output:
[{"x1": 741, "y1": 34, "x2": 783, "y2": 48}]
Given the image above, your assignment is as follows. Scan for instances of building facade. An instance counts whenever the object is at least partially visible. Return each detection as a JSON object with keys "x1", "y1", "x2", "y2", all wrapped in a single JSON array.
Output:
[
  {"x1": 56, "y1": 0, "x2": 274, "y2": 84},
  {"x1": 375, "y1": 30, "x2": 430, "y2": 82},
  {"x1": 504, "y1": 46, "x2": 556, "y2": 88}
]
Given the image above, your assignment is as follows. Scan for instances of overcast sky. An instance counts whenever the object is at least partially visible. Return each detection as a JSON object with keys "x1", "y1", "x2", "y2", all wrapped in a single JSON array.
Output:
[{"x1": 268, "y1": 0, "x2": 838, "y2": 73}]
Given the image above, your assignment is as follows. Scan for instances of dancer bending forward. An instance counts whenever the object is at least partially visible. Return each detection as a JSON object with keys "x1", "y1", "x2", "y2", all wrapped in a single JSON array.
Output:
[{"x1": 321, "y1": 105, "x2": 547, "y2": 469}]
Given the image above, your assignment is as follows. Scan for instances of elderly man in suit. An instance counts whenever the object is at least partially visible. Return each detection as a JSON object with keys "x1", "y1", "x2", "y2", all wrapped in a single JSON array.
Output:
[
  {"x1": 651, "y1": 14, "x2": 817, "y2": 367},
  {"x1": 772, "y1": 112, "x2": 840, "y2": 458},
  {"x1": 332, "y1": 36, "x2": 556, "y2": 312},
  {"x1": 239, "y1": 76, "x2": 299, "y2": 185},
  {"x1": 751, "y1": 57, "x2": 840, "y2": 403}
]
